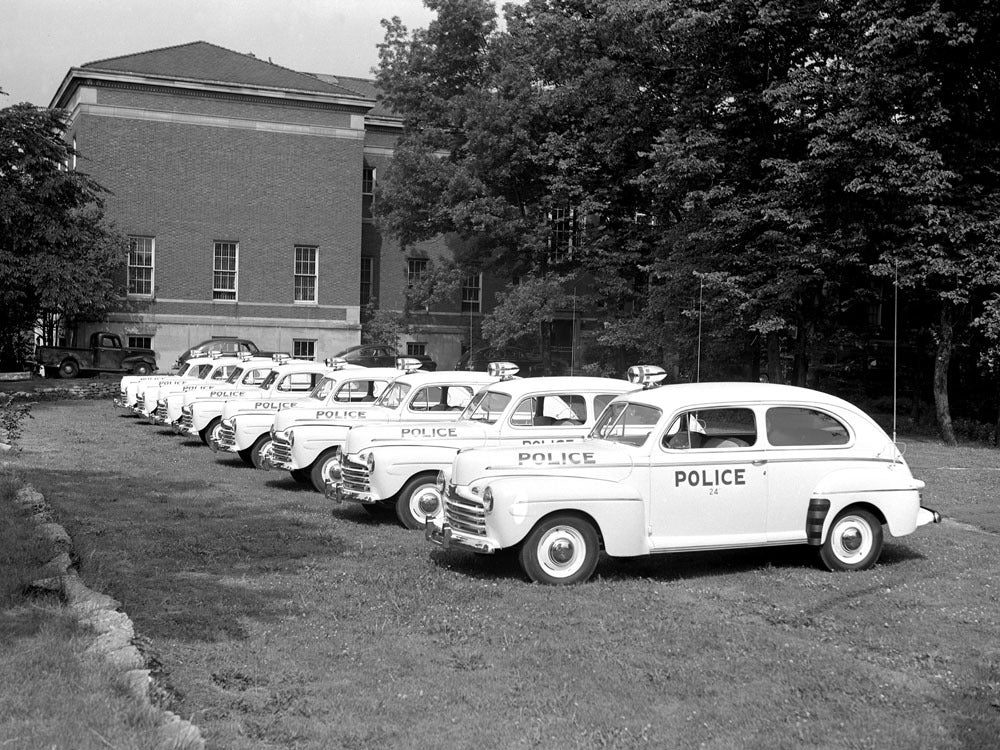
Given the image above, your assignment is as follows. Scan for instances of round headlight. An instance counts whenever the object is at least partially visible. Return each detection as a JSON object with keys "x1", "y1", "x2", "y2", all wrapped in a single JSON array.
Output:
[
  {"x1": 181, "y1": 405, "x2": 192, "y2": 416},
  {"x1": 287, "y1": 429, "x2": 295, "y2": 448},
  {"x1": 482, "y1": 486, "x2": 494, "y2": 514},
  {"x1": 365, "y1": 451, "x2": 375, "y2": 473},
  {"x1": 435, "y1": 471, "x2": 446, "y2": 493}
]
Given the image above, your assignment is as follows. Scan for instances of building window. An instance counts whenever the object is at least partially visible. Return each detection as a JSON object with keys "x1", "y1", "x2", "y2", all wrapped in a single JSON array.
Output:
[
  {"x1": 360, "y1": 256, "x2": 374, "y2": 306},
  {"x1": 407, "y1": 258, "x2": 428, "y2": 288},
  {"x1": 213, "y1": 241, "x2": 238, "y2": 301},
  {"x1": 128, "y1": 335, "x2": 152, "y2": 349},
  {"x1": 549, "y1": 206, "x2": 579, "y2": 262},
  {"x1": 407, "y1": 342, "x2": 427, "y2": 357},
  {"x1": 294, "y1": 246, "x2": 317, "y2": 302},
  {"x1": 127, "y1": 236, "x2": 154, "y2": 297},
  {"x1": 461, "y1": 273, "x2": 482, "y2": 313},
  {"x1": 362, "y1": 164, "x2": 376, "y2": 220},
  {"x1": 293, "y1": 339, "x2": 316, "y2": 361}
]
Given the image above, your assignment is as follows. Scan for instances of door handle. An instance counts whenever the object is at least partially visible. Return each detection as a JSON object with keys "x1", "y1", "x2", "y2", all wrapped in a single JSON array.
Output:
[{"x1": 752, "y1": 459, "x2": 767, "y2": 466}]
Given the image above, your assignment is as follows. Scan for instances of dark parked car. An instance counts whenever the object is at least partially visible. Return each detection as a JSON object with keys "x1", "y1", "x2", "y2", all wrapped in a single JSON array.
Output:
[
  {"x1": 334, "y1": 344, "x2": 437, "y2": 371},
  {"x1": 455, "y1": 346, "x2": 570, "y2": 377},
  {"x1": 175, "y1": 338, "x2": 284, "y2": 369}
]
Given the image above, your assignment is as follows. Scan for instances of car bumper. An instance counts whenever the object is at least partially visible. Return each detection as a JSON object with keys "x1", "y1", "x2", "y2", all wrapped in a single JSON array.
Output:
[{"x1": 425, "y1": 519, "x2": 498, "y2": 554}]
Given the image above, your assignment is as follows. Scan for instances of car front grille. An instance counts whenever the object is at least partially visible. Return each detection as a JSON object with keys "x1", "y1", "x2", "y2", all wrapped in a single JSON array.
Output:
[
  {"x1": 178, "y1": 414, "x2": 193, "y2": 431},
  {"x1": 271, "y1": 434, "x2": 292, "y2": 466},
  {"x1": 340, "y1": 455, "x2": 370, "y2": 494},
  {"x1": 216, "y1": 423, "x2": 236, "y2": 450},
  {"x1": 444, "y1": 486, "x2": 487, "y2": 536},
  {"x1": 154, "y1": 403, "x2": 168, "y2": 422}
]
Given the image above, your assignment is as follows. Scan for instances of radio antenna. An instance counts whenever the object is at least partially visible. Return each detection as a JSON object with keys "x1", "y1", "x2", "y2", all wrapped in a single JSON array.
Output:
[
  {"x1": 893, "y1": 259, "x2": 899, "y2": 444},
  {"x1": 696, "y1": 275, "x2": 704, "y2": 383}
]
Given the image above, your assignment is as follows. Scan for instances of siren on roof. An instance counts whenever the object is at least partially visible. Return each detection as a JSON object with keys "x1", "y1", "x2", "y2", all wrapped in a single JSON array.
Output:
[
  {"x1": 272, "y1": 353, "x2": 291, "y2": 363},
  {"x1": 487, "y1": 361, "x2": 520, "y2": 380},
  {"x1": 210, "y1": 351, "x2": 223, "y2": 359},
  {"x1": 190, "y1": 347, "x2": 207, "y2": 358},
  {"x1": 627, "y1": 365, "x2": 668, "y2": 389},
  {"x1": 238, "y1": 352, "x2": 254, "y2": 361},
  {"x1": 324, "y1": 357, "x2": 349, "y2": 370},
  {"x1": 395, "y1": 356, "x2": 424, "y2": 373}
]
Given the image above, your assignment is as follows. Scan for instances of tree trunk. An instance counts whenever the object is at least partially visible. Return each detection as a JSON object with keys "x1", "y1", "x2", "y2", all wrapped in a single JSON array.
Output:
[
  {"x1": 933, "y1": 304, "x2": 957, "y2": 446},
  {"x1": 766, "y1": 333, "x2": 782, "y2": 384},
  {"x1": 793, "y1": 323, "x2": 810, "y2": 387}
]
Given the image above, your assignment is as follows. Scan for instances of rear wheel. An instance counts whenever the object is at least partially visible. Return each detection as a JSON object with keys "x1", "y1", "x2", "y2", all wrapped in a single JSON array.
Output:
[
  {"x1": 132, "y1": 362, "x2": 152, "y2": 376},
  {"x1": 250, "y1": 435, "x2": 273, "y2": 470},
  {"x1": 199, "y1": 417, "x2": 222, "y2": 447},
  {"x1": 518, "y1": 514, "x2": 600, "y2": 585},
  {"x1": 396, "y1": 474, "x2": 442, "y2": 530},
  {"x1": 819, "y1": 509, "x2": 883, "y2": 571},
  {"x1": 58, "y1": 360, "x2": 79, "y2": 379},
  {"x1": 310, "y1": 448, "x2": 342, "y2": 493}
]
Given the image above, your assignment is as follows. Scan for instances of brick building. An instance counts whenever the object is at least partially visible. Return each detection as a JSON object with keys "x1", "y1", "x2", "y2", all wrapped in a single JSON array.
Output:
[{"x1": 49, "y1": 41, "x2": 493, "y2": 369}]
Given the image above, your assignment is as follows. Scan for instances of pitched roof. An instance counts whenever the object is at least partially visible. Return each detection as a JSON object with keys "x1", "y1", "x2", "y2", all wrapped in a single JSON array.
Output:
[{"x1": 81, "y1": 41, "x2": 365, "y2": 98}]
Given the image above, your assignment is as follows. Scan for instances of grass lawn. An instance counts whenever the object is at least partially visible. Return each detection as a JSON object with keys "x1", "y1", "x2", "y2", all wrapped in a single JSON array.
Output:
[{"x1": 2, "y1": 399, "x2": 998, "y2": 749}]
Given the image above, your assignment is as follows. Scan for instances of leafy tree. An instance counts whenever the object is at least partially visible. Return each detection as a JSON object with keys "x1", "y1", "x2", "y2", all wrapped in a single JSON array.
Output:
[{"x1": 0, "y1": 96, "x2": 127, "y2": 369}]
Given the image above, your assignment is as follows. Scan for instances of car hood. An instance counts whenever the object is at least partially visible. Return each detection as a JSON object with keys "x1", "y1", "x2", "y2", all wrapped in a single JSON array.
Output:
[
  {"x1": 271, "y1": 402, "x2": 389, "y2": 431},
  {"x1": 451, "y1": 440, "x2": 636, "y2": 485}
]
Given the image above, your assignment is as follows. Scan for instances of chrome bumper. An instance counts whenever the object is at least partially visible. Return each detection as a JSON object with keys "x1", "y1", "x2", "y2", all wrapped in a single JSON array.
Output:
[{"x1": 425, "y1": 520, "x2": 496, "y2": 554}]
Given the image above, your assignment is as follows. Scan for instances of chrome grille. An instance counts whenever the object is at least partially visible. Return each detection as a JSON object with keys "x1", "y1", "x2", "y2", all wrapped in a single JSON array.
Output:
[
  {"x1": 154, "y1": 402, "x2": 168, "y2": 422},
  {"x1": 271, "y1": 434, "x2": 292, "y2": 466},
  {"x1": 178, "y1": 414, "x2": 193, "y2": 431},
  {"x1": 216, "y1": 422, "x2": 236, "y2": 450},
  {"x1": 340, "y1": 455, "x2": 370, "y2": 494},
  {"x1": 444, "y1": 488, "x2": 487, "y2": 536}
]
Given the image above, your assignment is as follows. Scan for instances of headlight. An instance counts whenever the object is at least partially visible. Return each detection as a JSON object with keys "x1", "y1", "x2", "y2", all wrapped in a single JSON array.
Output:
[
  {"x1": 365, "y1": 452, "x2": 375, "y2": 473},
  {"x1": 482, "y1": 486, "x2": 494, "y2": 514},
  {"x1": 435, "y1": 471, "x2": 446, "y2": 493},
  {"x1": 222, "y1": 418, "x2": 234, "y2": 429},
  {"x1": 181, "y1": 405, "x2": 192, "y2": 416}
]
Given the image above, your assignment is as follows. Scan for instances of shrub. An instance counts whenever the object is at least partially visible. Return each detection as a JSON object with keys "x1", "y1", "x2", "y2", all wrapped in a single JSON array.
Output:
[{"x1": 0, "y1": 394, "x2": 32, "y2": 450}]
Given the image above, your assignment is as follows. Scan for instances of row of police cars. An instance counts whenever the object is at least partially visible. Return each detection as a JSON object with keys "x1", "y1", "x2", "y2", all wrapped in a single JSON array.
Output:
[{"x1": 115, "y1": 351, "x2": 939, "y2": 584}]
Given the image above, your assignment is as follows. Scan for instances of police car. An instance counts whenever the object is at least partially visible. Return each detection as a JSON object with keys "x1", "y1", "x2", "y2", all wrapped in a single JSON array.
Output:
[
  {"x1": 133, "y1": 352, "x2": 250, "y2": 420},
  {"x1": 427, "y1": 371, "x2": 940, "y2": 585},
  {"x1": 116, "y1": 354, "x2": 222, "y2": 412},
  {"x1": 266, "y1": 366, "x2": 502, "y2": 493},
  {"x1": 175, "y1": 355, "x2": 328, "y2": 444},
  {"x1": 337, "y1": 365, "x2": 638, "y2": 529},
  {"x1": 210, "y1": 358, "x2": 343, "y2": 467}
]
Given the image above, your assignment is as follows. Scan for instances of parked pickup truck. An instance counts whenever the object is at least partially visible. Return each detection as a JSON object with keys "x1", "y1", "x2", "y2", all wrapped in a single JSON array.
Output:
[{"x1": 33, "y1": 332, "x2": 157, "y2": 378}]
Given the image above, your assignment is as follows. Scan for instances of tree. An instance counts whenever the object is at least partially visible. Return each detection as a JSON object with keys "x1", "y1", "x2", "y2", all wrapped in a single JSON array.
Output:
[{"x1": 0, "y1": 97, "x2": 127, "y2": 369}]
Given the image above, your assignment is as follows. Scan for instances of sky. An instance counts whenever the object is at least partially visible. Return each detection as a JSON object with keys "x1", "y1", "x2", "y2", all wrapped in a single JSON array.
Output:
[{"x1": 0, "y1": 0, "x2": 484, "y2": 108}]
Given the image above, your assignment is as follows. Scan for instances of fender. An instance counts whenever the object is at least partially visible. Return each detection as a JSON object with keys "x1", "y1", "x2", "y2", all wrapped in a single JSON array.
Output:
[
  {"x1": 811, "y1": 466, "x2": 925, "y2": 538},
  {"x1": 476, "y1": 474, "x2": 647, "y2": 556}
]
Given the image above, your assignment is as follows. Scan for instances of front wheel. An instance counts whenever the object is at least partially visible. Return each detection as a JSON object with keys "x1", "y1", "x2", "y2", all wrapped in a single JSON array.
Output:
[
  {"x1": 132, "y1": 362, "x2": 152, "y2": 376},
  {"x1": 819, "y1": 509, "x2": 883, "y2": 571},
  {"x1": 199, "y1": 417, "x2": 222, "y2": 447},
  {"x1": 518, "y1": 514, "x2": 600, "y2": 585},
  {"x1": 310, "y1": 448, "x2": 342, "y2": 493},
  {"x1": 396, "y1": 475, "x2": 442, "y2": 530},
  {"x1": 250, "y1": 435, "x2": 273, "y2": 470},
  {"x1": 58, "y1": 359, "x2": 80, "y2": 379}
]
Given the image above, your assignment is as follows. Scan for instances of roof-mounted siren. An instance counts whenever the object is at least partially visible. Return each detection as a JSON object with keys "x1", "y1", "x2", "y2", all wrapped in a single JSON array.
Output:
[
  {"x1": 210, "y1": 351, "x2": 223, "y2": 359},
  {"x1": 324, "y1": 357, "x2": 349, "y2": 370},
  {"x1": 238, "y1": 352, "x2": 254, "y2": 361},
  {"x1": 487, "y1": 361, "x2": 520, "y2": 380},
  {"x1": 627, "y1": 365, "x2": 668, "y2": 389},
  {"x1": 272, "y1": 353, "x2": 291, "y2": 363},
  {"x1": 190, "y1": 347, "x2": 207, "y2": 358},
  {"x1": 395, "y1": 356, "x2": 424, "y2": 373}
]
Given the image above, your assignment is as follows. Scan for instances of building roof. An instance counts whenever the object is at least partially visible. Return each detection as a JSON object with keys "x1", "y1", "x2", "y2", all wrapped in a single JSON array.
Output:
[{"x1": 79, "y1": 41, "x2": 366, "y2": 98}]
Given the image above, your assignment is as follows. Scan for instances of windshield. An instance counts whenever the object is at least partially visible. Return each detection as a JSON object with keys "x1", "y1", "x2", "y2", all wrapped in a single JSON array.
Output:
[
  {"x1": 590, "y1": 401, "x2": 661, "y2": 447},
  {"x1": 460, "y1": 390, "x2": 512, "y2": 424},
  {"x1": 375, "y1": 382, "x2": 411, "y2": 409},
  {"x1": 309, "y1": 376, "x2": 337, "y2": 400},
  {"x1": 259, "y1": 370, "x2": 280, "y2": 390}
]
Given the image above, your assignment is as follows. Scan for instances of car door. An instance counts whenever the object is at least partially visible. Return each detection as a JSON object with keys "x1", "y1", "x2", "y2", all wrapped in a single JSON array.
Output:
[
  {"x1": 648, "y1": 406, "x2": 769, "y2": 550},
  {"x1": 763, "y1": 405, "x2": 854, "y2": 543}
]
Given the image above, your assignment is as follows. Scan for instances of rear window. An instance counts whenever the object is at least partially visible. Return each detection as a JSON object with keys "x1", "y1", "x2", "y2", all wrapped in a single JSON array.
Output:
[{"x1": 765, "y1": 407, "x2": 850, "y2": 446}]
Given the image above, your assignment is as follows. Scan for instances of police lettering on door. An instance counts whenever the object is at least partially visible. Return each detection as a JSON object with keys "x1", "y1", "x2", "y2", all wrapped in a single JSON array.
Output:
[{"x1": 674, "y1": 468, "x2": 746, "y2": 487}]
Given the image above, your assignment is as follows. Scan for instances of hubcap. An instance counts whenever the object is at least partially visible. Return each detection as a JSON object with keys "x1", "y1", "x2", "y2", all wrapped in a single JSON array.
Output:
[
  {"x1": 415, "y1": 488, "x2": 440, "y2": 516},
  {"x1": 841, "y1": 527, "x2": 862, "y2": 552},
  {"x1": 537, "y1": 525, "x2": 586, "y2": 578},
  {"x1": 832, "y1": 515, "x2": 872, "y2": 563},
  {"x1": 548, "y1": 538, "x2": 575, "y2": 565}
]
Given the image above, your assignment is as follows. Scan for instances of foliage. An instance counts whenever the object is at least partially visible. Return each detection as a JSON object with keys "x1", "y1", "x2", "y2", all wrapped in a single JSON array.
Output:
[
  {"x1": 374, "y1": 1, "x2": 1000, "y2": 436},
  {"x1": 0, "y1": 394, "x2": 32, "y2": 450},
  {"x1": 360, "y1": 303, "x2": 407, "y2": 347},
  {"x1": 0, "y1": 97, "x2": 128, "y2": 370}
]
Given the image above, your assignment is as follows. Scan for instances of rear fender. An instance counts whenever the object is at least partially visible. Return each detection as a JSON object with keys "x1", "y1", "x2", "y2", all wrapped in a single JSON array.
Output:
[{"x1": 811, "y1": 466, "x2": 926, "y2": 538}]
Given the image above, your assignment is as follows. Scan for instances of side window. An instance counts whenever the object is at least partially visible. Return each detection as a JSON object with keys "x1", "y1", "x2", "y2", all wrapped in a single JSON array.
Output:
[
  {"x1": 510, "y1": 394, "x2": 586, "y2": 427},
  {"x1": 277, "y1": 373, "x2": 321, "y2": 392},
  {"x1": 445, "y1": 386, "x2": 474, "y2": 410},
  {"x1": 408, "y1": 386, "x2": 443, "y2": 411},
  {"x1": 244, "y1": 368, "x2": 269, "y2": 385},
  {"x1": 211, "y1": 365, "x2": 235, "y2": 381},
  {"x1": 336, "y1": 379, "x2": 388, "y2": 402},
  {"x1": 593, "y1": 394, "x2": 618, "y2": 420},
  {"x1": 766, "y1": 407, "x2": 850, "y2": 446},
  {"x1": 663, "y1": 408, "x2": 757, "y2": 450}
]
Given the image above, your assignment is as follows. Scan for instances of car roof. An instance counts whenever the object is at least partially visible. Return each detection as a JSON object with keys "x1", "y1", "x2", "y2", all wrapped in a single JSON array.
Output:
[
  {"x1": 269, "y1": 360, "x2": 336, "y2": 374},
  {"x1": 478, "y1": 375, "x2": 635, "y2": 397},
  {"x1": 325, "y1": 366, "x2": 402, "y2": 381},
  {"x1": 621, "y1": 381, "x2": 860, "y2": 412},
  {"x1": 391, "y1": 369, "x2": 502, "y2": 386}
]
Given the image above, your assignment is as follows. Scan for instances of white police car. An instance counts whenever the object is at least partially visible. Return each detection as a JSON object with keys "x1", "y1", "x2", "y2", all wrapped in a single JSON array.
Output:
[{"x1": 428, "y1": 373, "x2": 939, "y2": 584}]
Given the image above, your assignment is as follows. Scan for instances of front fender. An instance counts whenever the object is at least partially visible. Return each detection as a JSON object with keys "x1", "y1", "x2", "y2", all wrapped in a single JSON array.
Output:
[{"x1": 481, "y1": 475, "x2": 646, "y2": 556}]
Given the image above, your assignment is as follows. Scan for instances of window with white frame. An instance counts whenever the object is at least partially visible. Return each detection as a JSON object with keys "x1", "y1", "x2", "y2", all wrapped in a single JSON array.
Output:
[
  {"x1": 360, "y1": 256, "x2": 374, "y2": 306},
  {"x1": 549, "y1": 206, "x2": 579, "y2": 262},
  {"x1": 127, "y1": 236, "x2": 154, "y2": 297},
  {"x1": 213, "y1": 241, "x2": 238, "y2": 301},
  {"x1": 362, "y1": 164, "x2": 376, "y2": 220},
  {"x1": 293, "y1": 339, "x2": 316, "y2": 361},
  {"x1": 294, "y1": 246, "x2": 317, "y2": 302},
  {"x1": 406, "y1": 258, "x2": 428, "y2": 288},
  {"x1": 461, "y1": 273, "x2": 482, "y2": 313}
]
